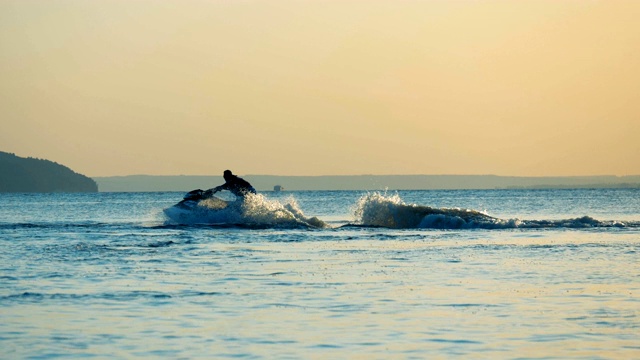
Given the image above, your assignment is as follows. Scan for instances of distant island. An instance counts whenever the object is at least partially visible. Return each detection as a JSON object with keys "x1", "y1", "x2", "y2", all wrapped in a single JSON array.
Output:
[
  {"x1": 93, "y1": 174, "x2": 640, "y2": 192},
  {"x1": 0, "y1": 151, "x2": 98, "y2": 193}
]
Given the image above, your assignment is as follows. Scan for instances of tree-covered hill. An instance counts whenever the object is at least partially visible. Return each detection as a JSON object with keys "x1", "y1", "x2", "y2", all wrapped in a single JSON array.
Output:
[{"x1": 0, "y1": 151, "x2": 97, "y2": 192}]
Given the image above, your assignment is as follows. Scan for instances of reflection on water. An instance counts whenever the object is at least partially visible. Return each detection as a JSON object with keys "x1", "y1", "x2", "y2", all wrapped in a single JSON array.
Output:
[{"x1": 2, "y1": 229, "x2": 639, "y2": 358}]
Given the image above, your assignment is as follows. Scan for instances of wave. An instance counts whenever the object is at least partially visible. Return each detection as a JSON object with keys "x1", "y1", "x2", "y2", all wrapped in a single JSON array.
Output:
[
  {"x1": 351, "y1": 192, "x2": 640, "y2": 230},
  {"x1": 0, "y1": 222, "x2": 137, "y2": 231},
  {"x1": 163, "y1": 193, "x2": 327, "y2": 229},
  {"x1": 1, "y1": 290, "x2": 230, "y2": 303},
  {"x1": 5, "y1": 192, "x2": 635, "y2": 231}
]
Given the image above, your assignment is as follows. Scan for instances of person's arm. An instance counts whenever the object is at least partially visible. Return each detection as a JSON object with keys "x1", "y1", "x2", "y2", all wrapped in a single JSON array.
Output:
[{"x1": 204, "y1": 184, "x2": 227, "y2": 197}]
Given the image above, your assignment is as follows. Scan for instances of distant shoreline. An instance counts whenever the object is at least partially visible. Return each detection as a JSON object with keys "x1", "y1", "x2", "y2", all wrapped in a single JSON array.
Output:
[
  {"x1": 0, "y1": 151, "x2": 97, "y2": 193},
  {"x1": 93, "y1": 174, "x2": 640, "y2": 192}
]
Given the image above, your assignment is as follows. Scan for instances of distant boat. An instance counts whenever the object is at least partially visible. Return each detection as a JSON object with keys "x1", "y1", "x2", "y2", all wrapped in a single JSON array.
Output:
[{"x1": 273, "y1": 185, "x2": 284, "y2": 192}]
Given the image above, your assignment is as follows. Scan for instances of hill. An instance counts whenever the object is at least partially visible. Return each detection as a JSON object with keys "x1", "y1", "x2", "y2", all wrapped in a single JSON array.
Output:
[
  {"x1": 0, "y1": 151, "x2": 98, "y2": 193},
  {"x1": 93, "y1": 174, "x2": 640, "y2": 192}
]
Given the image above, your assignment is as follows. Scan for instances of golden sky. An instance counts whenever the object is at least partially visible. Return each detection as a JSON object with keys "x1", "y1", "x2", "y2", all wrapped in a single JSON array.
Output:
[{"x1": 1, "y1": 0, "x2": 639, "y2": 177}]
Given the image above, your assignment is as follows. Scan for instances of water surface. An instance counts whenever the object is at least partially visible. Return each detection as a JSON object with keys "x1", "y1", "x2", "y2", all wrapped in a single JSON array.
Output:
[{"x1": 1, "y1": 189, "x2": 639, "y2": 358}]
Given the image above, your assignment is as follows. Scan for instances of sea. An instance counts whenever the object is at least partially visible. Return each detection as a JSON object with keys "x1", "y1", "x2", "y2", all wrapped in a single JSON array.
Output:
[{"x1": 1, "y1": 189, "x2": 639, "y2": 359}]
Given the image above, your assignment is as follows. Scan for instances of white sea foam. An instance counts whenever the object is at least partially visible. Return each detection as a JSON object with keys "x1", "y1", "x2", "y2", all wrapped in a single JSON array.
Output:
[
  {"x1": 163, "y1": 193, "x2": 327, "y2": 228},
  {"x1": 164, "y1": 191, "x2": 638, "y2": 229},
  {"x1": 353, "y1": 192, "x2": 497, "y2": 229},
  {"x1": 352, "y1": 192, "x2": 637, "y2": 229}
]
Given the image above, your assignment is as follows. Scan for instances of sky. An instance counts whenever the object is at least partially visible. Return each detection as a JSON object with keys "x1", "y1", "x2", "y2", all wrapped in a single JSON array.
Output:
[{"x1": 1, "y1": 0, "x2": 639, "y2": 177}]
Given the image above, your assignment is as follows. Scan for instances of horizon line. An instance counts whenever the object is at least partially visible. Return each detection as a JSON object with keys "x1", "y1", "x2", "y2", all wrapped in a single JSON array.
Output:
[{"x1": 92, "y1": 174, "x2": 640, "y2": 178}]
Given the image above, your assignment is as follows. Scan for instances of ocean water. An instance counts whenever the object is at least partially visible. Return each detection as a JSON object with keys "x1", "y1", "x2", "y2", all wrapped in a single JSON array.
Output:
[{"x1": 1, "y1": 189, "x2": 639, "y2": 359}]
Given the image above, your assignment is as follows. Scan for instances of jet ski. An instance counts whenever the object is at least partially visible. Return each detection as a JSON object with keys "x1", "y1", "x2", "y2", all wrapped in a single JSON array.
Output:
[
  {"x1": 172, "y1": 189, "x2": 204, "y2": 209},
  {"x1": 173, "y1": 189, "x2": 229, "y2": 209},
  {"x1": 163, "y1": 189, "x2": 230, "y2": 223},
  {"x1": 164, "y1": 189, "x2": 328, "y2": 228}
]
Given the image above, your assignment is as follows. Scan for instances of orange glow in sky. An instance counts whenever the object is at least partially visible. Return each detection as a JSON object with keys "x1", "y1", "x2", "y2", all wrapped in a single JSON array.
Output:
[{"x1": 1, "y1": 1, "x2": 639, "y2": 176}]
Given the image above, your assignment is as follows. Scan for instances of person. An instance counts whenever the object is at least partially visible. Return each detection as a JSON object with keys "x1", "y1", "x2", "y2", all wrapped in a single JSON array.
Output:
[{"x1": 205, "y1": 170, "x2": 256, "y2": 199}]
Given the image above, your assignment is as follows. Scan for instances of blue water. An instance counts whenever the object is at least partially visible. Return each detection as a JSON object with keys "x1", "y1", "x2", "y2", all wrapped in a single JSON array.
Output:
[{"x1": 1, "y1": 189, "x2": 639, "y2": 358}]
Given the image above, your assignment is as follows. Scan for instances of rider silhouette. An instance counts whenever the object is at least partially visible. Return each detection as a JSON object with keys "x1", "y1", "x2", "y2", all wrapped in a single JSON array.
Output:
[{"x1": 205, "y1": 170, "x2": 256, "y2": 198}]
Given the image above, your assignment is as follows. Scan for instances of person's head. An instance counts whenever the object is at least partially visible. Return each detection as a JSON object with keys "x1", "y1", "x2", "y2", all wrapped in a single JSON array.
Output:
[{"x1": 223, "y1": 170, "x2": 232, "y2": 180}]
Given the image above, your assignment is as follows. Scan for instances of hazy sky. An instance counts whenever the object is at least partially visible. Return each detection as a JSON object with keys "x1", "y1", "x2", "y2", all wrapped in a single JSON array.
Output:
[{"x1": 1, "y1": 0, "x2": 639, "y2": 177}]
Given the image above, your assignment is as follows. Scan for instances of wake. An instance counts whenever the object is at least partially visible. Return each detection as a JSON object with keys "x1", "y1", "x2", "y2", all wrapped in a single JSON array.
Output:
[
  {"x1": 163, "y1": 191, "x2": 639, "y2": 230},
  {"x1": 351, "y1": 192, "x2": 639, "y2": 230}
]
